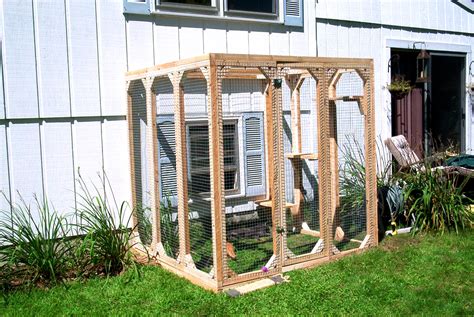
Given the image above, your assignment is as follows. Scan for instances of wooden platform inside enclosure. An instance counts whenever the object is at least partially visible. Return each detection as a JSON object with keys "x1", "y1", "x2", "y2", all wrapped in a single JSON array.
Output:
[{"x1": 126, "y1": 53, "x2": 378, "y2": 292}]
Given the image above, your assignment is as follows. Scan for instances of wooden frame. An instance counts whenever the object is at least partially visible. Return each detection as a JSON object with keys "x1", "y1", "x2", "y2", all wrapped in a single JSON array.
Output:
[{"x1": 126, "y1": 54, "x2": 377, "y2": 292}]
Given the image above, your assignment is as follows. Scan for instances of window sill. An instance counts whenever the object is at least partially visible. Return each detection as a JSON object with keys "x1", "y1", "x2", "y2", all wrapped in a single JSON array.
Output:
[{"x1": 150, "y1": 9, "x2": 284, "y2": 25}]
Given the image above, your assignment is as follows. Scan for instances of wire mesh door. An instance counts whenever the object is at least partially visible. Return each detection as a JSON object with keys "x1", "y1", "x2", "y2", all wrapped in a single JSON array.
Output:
[
  {"x1": 220, "y1": 70, "x2": 284, "y2": 284},
  {"x1": 281, "y1": 73, "x2": 323, "y2": 264}
]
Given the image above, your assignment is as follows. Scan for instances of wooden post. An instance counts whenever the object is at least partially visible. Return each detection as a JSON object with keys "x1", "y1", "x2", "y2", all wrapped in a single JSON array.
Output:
[
  {"x1": 286, "y1": 75, "x2": 305, "y2": 231},
  {"x1": 204, "y1": 62, "x2": 225, "y2": 288},
  {"x1": 126, "y1": 81, "x2": 139, "y2": 238},
  {"x1": 311, "y1": 68, "x2": 331, "y2": 257},
  {"x1": 362, "y1": 66, "x2": 378, "y2": 246},
  {"x1": 142, "y1": 77, "x2": 161, "y2": 251},
  {"x1": 168, "y1": 72, "x2": 192, "y2": 265}
]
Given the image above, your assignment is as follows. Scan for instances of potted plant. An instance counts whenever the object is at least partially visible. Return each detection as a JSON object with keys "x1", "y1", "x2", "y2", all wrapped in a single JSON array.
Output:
[{"x1": 387, "y1": 76, "x2": 412, "y2": 100}]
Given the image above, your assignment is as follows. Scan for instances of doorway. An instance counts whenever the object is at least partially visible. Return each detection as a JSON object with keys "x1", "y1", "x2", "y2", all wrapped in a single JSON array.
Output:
[{"x1": 391, "y1": 49, "x2": 466, "y2": 157}]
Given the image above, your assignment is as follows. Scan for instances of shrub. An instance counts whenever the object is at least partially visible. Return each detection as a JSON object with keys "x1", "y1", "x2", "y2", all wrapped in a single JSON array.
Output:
[
  {"x1": 76, "y1": 173, "x2": 137, "y2": 276},
  {"x1": 402, "y1": 166, "x2": 474, "y2": 234},
  {"x1": 0, "y1": 194, "x2": 74, "y2": 285}
]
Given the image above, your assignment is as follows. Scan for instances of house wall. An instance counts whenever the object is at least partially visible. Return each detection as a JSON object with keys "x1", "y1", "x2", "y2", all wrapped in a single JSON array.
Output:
[
  {"x1": 0, "y1": 0, "x2": 472, "y2": 221},
  {"x1": 0, "y1": 0, "x2": 315, "y2": 219}
]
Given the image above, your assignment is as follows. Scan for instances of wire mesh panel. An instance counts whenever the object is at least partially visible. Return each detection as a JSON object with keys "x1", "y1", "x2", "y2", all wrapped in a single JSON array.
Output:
[
  {"x1": 155, "y1": 76, "x2": 180, "y2": 260},
  {"x1": 331, "y1": 71, "x2": 367, "y2": 252},
  {"x1": 281, "y1": 75, "x2": 322, "y2": 261},
  {"x1": 129, "y1": 79, "x2": 153, "y2": 247},
  {"x1": 220, "y1": 76, "x2": 276, "y2": 277},
  {"x1": 181, "y1": 74, "x2": 214, "y2": 274}
]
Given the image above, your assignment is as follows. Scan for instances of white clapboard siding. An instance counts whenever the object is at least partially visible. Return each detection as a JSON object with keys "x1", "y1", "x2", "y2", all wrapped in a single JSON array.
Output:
[
  {"x1": 127, "y1": 17, "x2": 154, "y2": 71},
  {"x1": 203, "y1": 20, "x2": 227, "y2": 54},
  {"x1": 289, "y1": 28, "x2": 309, "y2": 56},
  {"x1": 102, "y1": 119, "x2": 131, "y2": 210},
  {"x1": 0, "y1": 125, "x2": 10, "y2": 212},
  {"x1": 42, "y1": 122, "x2": 75, "y2": 215},
  {"x1": 179, "y1": 19, "x2": 204, "y2": 59},
  {"x1": 67, "y1": 0, "x2": 101, "y2": 117},
  {"x1": 73, "y1": 120, "x2": 103, "y2": 192},
  {"x1": 226, "y1": 22, "x2": 249, "y2": 54},
  {"x1": 154, "y1": 17, "x2": 181, "y2": 64},
  {"x1": 270, "y1": 24, "x2": 289, "y2": 55},
  {"x1": 35, "y1": 0, "x2": 70, "y2": 118},
  {"x1": 3, "y1": 0, "x2": 38, "y2": 118},
  {"x1": 9, "y1": 123, "x2": 43, "y2": 209},
  {"x1": 0, "y1": 58, "x2": 4, "y2": 120},
  {"x1": 97, "y1": 0, "x2": 127, "y2": 116},
  {"x1": 248, "y1": 24, "x2": 270, "y2": 55}
]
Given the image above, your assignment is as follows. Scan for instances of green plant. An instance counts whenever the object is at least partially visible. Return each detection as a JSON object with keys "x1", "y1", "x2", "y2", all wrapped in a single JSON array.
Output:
[
  {"x1": 160, "y1": 194, "x2": 179, "y2": 258},
  {"x1": 76, "y1": 173, "x2": 137, "y2": 276},
  {"x1": 387, "y1": 78, "x2": 412, "y2": 94},
  {"x1": 402, "y1": 165, "x2": 474, "y2": 234},
  {"x1": 0, "y1": 193, "x2": 74, "y2": 285},
  {"x1": 135, "y1": 203, "x2": 152, "y2": 246}
]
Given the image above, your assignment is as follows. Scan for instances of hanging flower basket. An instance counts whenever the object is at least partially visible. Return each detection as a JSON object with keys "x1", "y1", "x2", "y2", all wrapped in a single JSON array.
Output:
[{"x1": 387, "y1": 78, "x2": 412, "y2": 100}]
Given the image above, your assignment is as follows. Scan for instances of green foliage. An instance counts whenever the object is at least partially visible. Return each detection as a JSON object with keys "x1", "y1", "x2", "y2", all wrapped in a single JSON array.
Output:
[
  {"x1": 402, "y1": 166, "x2": 474, "y2": 234},
  {"x1": 159, "y1": 195, "x2": 179, "y2": 258},
  {"x1": 135, "y1": 204, "x2": 152, "y2": 246},
  {"x1": 0, "y1": 194, "x2": 74, "y2": 285},
  {"x1": 387, "y1": 78, "x2": 412, "y2": 94},
  {"x1": 1, "y1": 232, "x2": 473, "y2": 315},
  {"x1": 76, "y1": 173, "x2": 136, "y2": 276}
]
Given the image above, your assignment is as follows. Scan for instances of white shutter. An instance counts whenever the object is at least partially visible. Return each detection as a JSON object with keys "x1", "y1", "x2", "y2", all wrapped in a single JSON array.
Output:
[{"x1": 157, "y1": 116, "x2": 178, "y2": 207}]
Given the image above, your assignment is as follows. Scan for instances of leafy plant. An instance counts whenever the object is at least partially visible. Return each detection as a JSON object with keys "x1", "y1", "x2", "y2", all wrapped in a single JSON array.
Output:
[
  {"x1": 135, "y1": 203, "x2": 152, "y2": 246},
  {"x1": 76, "y1": 172, "x2": 137, "y2": 276},
  {"x1": 160, "y1": 194, "x2": 179, "y2": 258},
  {"x1": 387, "y1": 78, "x2": 412, "y2": 96},
  {"x1": 402, "y1": 165, "x2": 474, "y2": 234},
  {"x1": 0, "y1": 193, "x2": 74, "y2": 285}
]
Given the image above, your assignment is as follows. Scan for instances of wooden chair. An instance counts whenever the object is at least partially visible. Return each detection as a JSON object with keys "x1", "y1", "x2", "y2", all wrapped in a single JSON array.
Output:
[{"x1": 384, "y1": 135, "x2": 424, "y2": 172}]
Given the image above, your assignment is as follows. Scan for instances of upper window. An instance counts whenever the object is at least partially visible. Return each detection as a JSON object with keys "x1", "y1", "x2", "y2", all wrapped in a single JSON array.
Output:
[
  {"x1": 162, "y1": 0, "x2": 212, "y2": 5},
  {"x1": 227, "y1": 0, "x2": 276, "y2": 14}
]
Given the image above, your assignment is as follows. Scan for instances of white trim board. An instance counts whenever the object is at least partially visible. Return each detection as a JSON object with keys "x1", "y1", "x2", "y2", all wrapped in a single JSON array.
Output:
[{"x1": 386, "y1": 39, "x2": 471, "y2": 54}]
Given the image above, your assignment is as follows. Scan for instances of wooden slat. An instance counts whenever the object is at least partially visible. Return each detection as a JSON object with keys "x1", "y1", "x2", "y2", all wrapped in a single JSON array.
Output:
[{"x1": 285, "y1": 153, "x2": 318, "y2": 160}]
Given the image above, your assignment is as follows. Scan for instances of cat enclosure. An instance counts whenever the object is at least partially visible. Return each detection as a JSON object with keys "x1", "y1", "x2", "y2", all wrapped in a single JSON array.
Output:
[{"x1": 126, "y1": 54, "x2": 377, "y2": 292}]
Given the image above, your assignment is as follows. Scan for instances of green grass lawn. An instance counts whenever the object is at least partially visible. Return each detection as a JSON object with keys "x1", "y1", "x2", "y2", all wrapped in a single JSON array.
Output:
[{"x1": 1, "y1": 231, "x2": 473, "y2": 316}]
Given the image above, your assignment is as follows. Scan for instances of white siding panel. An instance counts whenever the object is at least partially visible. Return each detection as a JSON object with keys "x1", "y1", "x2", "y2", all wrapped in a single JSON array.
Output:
[
  {"x1": 248, "y1": 25, "x2": 270, "y2": 55},
  {"x1": 74, "y1": 120, "x2": 103, "y2": 188},
  {"x1": 103, "y1": 119, "x2": 131, "y2": 208},
  {"x1": 154, "y1": 17, "x2": 180, "y2": 64},
  {"x1": 0, "y1": 53, "x2": 5, "y2": 119},
  {"x1": 127, "y1": 18, "x2": 154, "y2": 71},
  {"x1": 67, "y1": 0, "x2": 101, "y2": 117},
  {"x1": 0, "y1": 125, "x2": 10, "y2": 212},
  {"x1": 227, "y1": 23, "x2": 249, "y2": 54},
  {"x1": 203, "y1": 21, "x2": 227, "y2": 54},
  {"x1": 3, "y1": 0, "x2": 38, "y2": 118},
  {"x1": 325, "y1": 23, "x2": 338, "y2": 57},
  {"x1": 316, "y1": 22, "x2": 327, "y2": 56},
  {"x1": 270, "y1": 25, "x2": 289, "y2": 56},
  {"x1": 97, "y1": 0, "x2": 127, "y2": 116},
  {"x1": 10, "y1": 123, "x2": 43, "y2": 206},
  {"x1": 42, "y1": 122, "x2": 75, "y2": 214},
  {"x1": 336, "y1": 24, "x2": 349, "y2": 57},
  {"x1": 348, "y1": 26, "x2": 360, "y2": 58},
  {"x1": 289, "y1": 29, "x2": 309, "y2": 56},
  {"x1": 179, "y1": 20, "x2": 204, "y2": 59},
  {"x1": 35, "y1": 0, "x2": 70, "y2": 118}
]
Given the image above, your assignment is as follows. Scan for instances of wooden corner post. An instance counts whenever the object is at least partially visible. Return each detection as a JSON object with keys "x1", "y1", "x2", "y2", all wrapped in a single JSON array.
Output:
[
  {"x1": 142, "y1": 77, "x2": 161, "y2": 251},
  {"x1": 126, "y1": 80, "x2": 139, "y2": 238},
  {"x1": 203, "y1": 61, "x2": 225, "y2": 288}
]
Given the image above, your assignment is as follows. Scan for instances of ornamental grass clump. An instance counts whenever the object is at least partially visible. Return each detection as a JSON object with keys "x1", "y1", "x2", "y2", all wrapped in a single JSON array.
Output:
[
  {"x1": 76, "y1": 173, "x2": 137, "y2": 276},
  {"x1": 0, "y1": 193, "x2": 74, "y2": 286},
  {"x1": 402, "y1": 165, "x2": 474, "y2": 234}
]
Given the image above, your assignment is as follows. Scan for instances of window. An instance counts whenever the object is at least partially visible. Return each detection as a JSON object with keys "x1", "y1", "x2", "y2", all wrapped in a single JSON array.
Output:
[
  {"x1": 161, "y1": 0, "x2": 212, "y2": 5},
  {"x1": 226, "y1": 0, "x2": 276, "y2": 14},
  {"x1": 188, "y1": 122, "x2": 239, "y2": 195}
]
